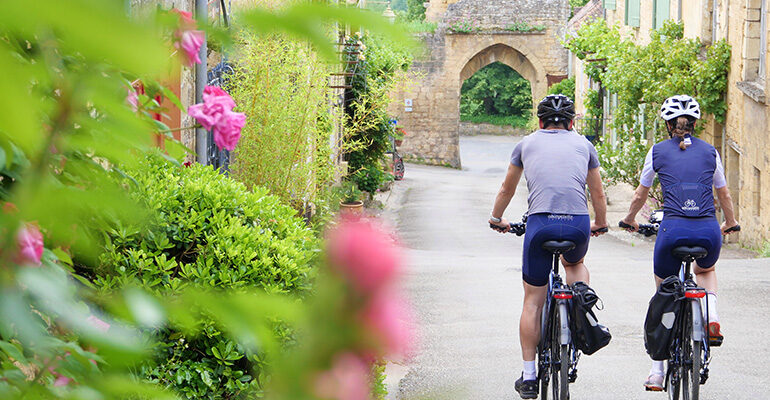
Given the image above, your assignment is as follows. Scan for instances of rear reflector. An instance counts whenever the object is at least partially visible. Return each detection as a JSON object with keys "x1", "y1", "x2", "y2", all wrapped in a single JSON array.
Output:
[
  {"x1": 553, "y1": 293, "x2": 573, "y2": 299},
  {"x1": 685, "y1": 290, "x2": 706, "y2": 298}
]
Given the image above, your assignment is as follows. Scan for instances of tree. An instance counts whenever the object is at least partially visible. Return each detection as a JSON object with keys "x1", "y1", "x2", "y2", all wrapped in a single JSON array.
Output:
[{"x1": 460, "y1": 62, "x2": 532, "y2": 121}]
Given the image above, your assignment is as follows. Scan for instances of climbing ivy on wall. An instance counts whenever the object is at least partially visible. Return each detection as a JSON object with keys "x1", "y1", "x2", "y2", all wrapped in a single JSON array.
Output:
[{"x1": 565, "y1": 19, "x2": 731, "y2": 197}]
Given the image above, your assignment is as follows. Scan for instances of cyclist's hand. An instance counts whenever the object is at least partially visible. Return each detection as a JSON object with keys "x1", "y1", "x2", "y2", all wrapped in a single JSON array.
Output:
[
  {"x1": 590, "y1": 222, "x2": 608, "y2": 237},
  {"x1": 721, "y1": 221, "x2": 739, "y2": 235},
  {"x1": 620, "y1": 218, "x2": 638, "y2": 232},
  {"x1": 489, "y1": 217, "x2": 510, "y2": 233}
]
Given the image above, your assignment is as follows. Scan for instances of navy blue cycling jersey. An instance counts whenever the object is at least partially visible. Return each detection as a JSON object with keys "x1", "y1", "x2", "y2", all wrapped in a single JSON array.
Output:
[{"x1": 642, "y1": 136, "x2": 721, "y2": 218}]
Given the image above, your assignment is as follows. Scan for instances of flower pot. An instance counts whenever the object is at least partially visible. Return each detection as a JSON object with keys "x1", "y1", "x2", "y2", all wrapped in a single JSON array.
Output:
[
  {"x1": 394, "y1": 139, "x2": 403, "y2": 146},
  {"x1": 339, "y1": 201, "x2": 364, "y2": 214}
]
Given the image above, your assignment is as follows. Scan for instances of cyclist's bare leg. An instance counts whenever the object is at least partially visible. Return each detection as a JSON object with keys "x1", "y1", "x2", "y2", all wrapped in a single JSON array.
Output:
[
  {"x1": 693, "y1": 264, "x2": 717, "y2": 293},
  {"x1": 694, "y1": 264, "x2": 720, "y2": 324},
  {"x1": 520, "y1": 281, "x2": 547, "y2": 361},
  {"x1": 561, "y1": 256, "x2": 590, "y2": 285}
]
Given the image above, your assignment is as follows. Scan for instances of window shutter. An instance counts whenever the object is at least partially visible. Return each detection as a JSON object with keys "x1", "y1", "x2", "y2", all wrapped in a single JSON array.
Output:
[
  {"x1": 653, "y1": 0, "x2": 669, "y2": 30},
  {"x1": 604, "y1": 0, "x2": 616, "y2": 10},
  {"x1": 626, "y1": 0, "x2": 641, "y2": 27}
]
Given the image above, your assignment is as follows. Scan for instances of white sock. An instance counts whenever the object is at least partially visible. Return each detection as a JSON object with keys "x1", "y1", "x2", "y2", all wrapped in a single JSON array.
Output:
[
  {"x1": 523, "y1": 360, "x2": 537, "y2": 380},
  {"x1": 650, "y1": 360, "x2": 665, "y2": 377},
  {"x1": 706, "y1": 292, "x2": 719, "y2": 323}
]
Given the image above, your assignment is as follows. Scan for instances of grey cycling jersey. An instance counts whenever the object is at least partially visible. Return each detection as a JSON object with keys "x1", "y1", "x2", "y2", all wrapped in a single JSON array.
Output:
[{"x1": 510, "y1": 129, "x2": 600, "y2": 215}]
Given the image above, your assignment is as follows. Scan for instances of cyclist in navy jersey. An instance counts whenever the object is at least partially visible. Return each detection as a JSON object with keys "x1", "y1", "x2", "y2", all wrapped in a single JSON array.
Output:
[
  {"x1": 489, "y1": 94, "x2": 608, "y2": 399},
  {"x1": 620, "y1": 95, "x2": 739, "y2": 391}
]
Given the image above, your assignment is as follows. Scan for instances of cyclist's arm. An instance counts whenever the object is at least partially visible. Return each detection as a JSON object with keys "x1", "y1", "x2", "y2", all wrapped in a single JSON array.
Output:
[
  {"x1": 622, "y1": 184, "x2": 651, "y2": 228},
  {"x1": 491, "y1": 163, "x2": 523, "y2": 220},
  {"x1": 715, "y1": 186, "x2": 738, "y2": 228},
  {"x1": 586, "y1": 167, "x2": 607, "y2": 228}
]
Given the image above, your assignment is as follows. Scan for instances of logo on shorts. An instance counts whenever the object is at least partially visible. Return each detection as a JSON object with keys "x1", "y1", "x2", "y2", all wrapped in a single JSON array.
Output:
[
  {"x1": 682, "y1": 199, "x2": 699, "y2": 211},
  {"x1": 547, "y1": 214, "x2": 574, "y2": 220}
]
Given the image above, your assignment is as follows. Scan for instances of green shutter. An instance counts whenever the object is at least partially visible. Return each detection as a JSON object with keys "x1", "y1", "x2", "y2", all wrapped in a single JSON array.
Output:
[
  {"x1": 626, "y1": 0, "x2": 640, "y2": 27},
  {"x1": 604, "y1": 0, "x2": 616, "y2": 10},
  {"x1": 653, "y1": 0, "x2": 669, "y2": 30}
]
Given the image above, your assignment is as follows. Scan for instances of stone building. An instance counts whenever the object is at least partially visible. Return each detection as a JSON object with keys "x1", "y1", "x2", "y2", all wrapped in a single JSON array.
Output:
[
  {"x1": 570, "y1": 0, "x2": 769, "y2": 246},
  {"x1": 391, "y1": 0, "x2": 570, "y2": 168}
]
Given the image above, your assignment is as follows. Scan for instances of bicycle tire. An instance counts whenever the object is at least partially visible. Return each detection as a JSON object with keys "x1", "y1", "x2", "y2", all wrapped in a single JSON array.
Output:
[
  {"x1": 551, "y1": 309, "x2": 560, "y2": 400},
  {"x1": 667, "y1": 360, "x2": 680, "y2": 400},
  {"x1": 559, "y1": 344, "x2": 569, "y2": 399},
  {"x1": 688, "y1": 300, "x2": 702, "y2": 400},
  {"x1": 539, "y1": 299, "x2": 552, "y2": 400}
]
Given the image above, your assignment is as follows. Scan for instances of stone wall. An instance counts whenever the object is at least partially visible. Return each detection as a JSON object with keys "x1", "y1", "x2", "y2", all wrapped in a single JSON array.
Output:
[
  {"x1": 390, "y1": 0, "x2": 569, "y2": 168},
  {"x1": 459, "y1": 122, "x2": 529, "y2": 136}
]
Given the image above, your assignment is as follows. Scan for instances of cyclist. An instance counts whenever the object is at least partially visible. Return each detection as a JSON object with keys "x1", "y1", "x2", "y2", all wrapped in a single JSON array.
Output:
[
  {"x1": 489, "y1": 94, "x2": 608, "y2": 399},
  {"x1": 619, "y1": 95, "x2": 739, "y2": 391}
]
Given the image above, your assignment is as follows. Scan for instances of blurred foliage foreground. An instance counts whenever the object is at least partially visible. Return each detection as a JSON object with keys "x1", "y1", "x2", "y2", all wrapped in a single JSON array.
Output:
[{"x1": 0, "y1": 1, "x2": 413, "y2": 399}]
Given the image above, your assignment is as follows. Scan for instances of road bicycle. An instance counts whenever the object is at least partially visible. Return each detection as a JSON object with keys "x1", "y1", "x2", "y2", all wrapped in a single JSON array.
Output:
[
  {"x1": 493, "y1": 218, "x2": 607, "y2": 400},
  {"x1": 619, "y1": 214, "x2": 739, "y2": 400}
]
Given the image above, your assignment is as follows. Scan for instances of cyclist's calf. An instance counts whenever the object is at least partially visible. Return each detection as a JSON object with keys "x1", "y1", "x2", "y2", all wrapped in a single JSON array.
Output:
[{"x1": 561, "y1": 256, "x2": 590, "y2": 285}]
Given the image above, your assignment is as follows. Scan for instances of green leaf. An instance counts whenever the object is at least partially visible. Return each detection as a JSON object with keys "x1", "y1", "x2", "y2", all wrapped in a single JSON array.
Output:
[{"x1": 0, "y1": 341, "x2": 26, "y2": 363}]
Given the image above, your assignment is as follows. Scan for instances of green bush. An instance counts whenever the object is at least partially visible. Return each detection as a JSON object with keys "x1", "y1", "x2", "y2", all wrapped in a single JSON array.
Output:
[
  {"x1": 94, "y1": 156, "x2": 319, "y2": 398},
  {"x1": 548, "y1": 76, "x2": 576, "y2": 100}
]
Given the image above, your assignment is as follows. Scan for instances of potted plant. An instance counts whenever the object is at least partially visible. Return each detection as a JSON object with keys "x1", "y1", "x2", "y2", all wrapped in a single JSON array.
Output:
[
  {"x1": 338, "y1": 180, "x2": 364, "y2": 214},
  {"x1": 393, "y1": 127, "x2": 406, "y2": 146}
]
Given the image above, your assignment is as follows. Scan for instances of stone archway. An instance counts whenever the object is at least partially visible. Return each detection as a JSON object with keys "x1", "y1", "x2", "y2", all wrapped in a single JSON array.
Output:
[
  {"x1": 459, "y1": 43, "x2": 546, "y2": 103},
  {"x1": 388, "y1": 0, "x2": 568, "y2": 168}
]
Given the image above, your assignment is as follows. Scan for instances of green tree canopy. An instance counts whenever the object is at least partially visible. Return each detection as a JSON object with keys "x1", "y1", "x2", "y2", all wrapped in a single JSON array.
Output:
[{"x1": 460, "y1": 62, "x2": 532, "y2": 124}]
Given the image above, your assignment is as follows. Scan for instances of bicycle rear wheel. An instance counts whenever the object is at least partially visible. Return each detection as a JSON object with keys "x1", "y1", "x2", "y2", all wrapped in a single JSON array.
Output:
[
  {"x1": 687, "y1": 300, "x2": 703, "y2": 400},
  {"x1": 667, "y1": 362, "x2": 680, "y2": 400},
  {"x1": 551, "y1": 303, "x2": 569, "y2": 400}
]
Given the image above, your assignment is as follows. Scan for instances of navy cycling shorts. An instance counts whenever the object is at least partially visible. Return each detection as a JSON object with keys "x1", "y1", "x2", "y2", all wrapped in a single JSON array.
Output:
[
  {"x1": 522, "y1": 213, "x2": 591, "y2": 287},
  {"x1": 653, "y1": 216, "x2": 722, "y2": 279}
]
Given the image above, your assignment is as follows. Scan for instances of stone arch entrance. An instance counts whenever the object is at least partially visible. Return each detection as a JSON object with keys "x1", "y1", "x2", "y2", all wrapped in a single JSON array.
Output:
[
  {"x1": 389, "y1": 0, "x2": 568, "y2": 168},
  {"x1": 459, "y1": 43, "x2": 546, "y2": 103}
]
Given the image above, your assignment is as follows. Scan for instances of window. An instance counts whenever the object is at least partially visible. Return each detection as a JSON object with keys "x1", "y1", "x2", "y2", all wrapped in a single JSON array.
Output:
[
  {"x1": 743, "y1": 0, "x2": 767, "y2": 81},
  {"x1": 626, "y1": 0, "x2": 641, "y2": 27},
  {"x1": 604, "y1": 0, "x2": 616, "y2": 10},
  {"x1": 759, "y1": 0, "x2": 767, "y2": 80},
  {"x1": 754, "y1": 167, "x2": 761, "y2": 216},
  {"x1": 655, "y1": 0, "x2": 668, "y2": 29}
]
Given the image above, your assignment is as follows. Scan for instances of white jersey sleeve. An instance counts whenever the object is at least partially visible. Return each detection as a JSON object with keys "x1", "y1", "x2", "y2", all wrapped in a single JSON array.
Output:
[
  {"x1": 713, "y1": 150, "x2": 727, "y2": 189},
  {"x1": 639, "y1": 147, "x2": 655, "y2": 188}
]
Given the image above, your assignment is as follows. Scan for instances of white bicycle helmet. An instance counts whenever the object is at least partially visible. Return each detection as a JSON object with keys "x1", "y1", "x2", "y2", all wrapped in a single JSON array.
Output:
[{"x1": 660, "y1": 95, "x2": 701, "y2": 121}]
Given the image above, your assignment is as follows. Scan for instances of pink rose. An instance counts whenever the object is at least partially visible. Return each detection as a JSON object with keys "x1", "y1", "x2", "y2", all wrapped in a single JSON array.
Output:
[
  {"x1": 171, "y1": 8, "x2": 204, "y2": 67},
  {"x1": 327, "y1": 218, "x2": 400, "y2": 294},
  {"x1": 126, "y1": 87, "x2": 138, "y2": 111},
  {"x1": 362, "y1": 290, "x2": 414, "y2": 358},
  {"x1": 314, "y1": 353, "x2": 370, "y2": 400},
  {"x1": 16, "y1": 223, "x2": 43, "y2": 266},
  {"x1": 53, "y1": 374, "x2": 71, "y2": 387},
  {"x1": 86, "y1": 315, "x2": 110, "y2": 333},
  {"x1": 188, "y1": 86, "x2": 244, "y2": 151}
]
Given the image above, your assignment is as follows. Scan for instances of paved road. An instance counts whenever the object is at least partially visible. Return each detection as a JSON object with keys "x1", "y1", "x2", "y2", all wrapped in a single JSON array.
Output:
[{"x1": 384, "y1": 135, "x2": 770, "y2": 400}]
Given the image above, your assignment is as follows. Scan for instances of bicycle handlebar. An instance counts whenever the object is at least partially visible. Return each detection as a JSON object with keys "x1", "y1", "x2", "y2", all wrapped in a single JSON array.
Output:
[
  {"x1": 618, "y1": 220, "x2": 658, "y2": 237},
  {"x1": 724, "y1": 224, "x2": 741, "y2": 233},
  {"x1": 491, "y1": 222, "x2": 608, "y2": 236}
]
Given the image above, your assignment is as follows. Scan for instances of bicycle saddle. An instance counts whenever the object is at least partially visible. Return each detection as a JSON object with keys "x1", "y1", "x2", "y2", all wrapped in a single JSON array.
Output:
[
  {"x1": 542, "y1": 240, "x2": 576, "y2": 254},
  {"x1": 672, "y1": 246, "x2": 708, "y2": 260}
]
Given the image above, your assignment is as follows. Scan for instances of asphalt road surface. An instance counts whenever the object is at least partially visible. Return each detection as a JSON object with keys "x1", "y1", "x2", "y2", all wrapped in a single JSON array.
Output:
[{"x1": 383, "y1": 135, "x2": 770, "y2": 400}]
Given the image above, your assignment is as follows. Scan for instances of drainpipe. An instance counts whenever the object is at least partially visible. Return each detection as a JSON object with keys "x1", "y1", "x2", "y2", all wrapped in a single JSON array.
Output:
[
  {"x1": 677, "y1": 0, "x2": 682, "y2": 21},
  {"x1": 195, "y1": 0, "x2": 208, "y2": 165}
]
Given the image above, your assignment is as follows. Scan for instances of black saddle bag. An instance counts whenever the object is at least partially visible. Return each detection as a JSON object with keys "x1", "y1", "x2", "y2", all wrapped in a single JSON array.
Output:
[
  {"x1": 644, "y1": 275, "x2": 684, "y2": 360},
  {"x1": 570, "y1": 282, "x2": 611, "y2": 355}
]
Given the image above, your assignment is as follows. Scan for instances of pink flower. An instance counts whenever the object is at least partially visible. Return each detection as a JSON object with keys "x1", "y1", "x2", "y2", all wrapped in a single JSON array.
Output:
[
  {"x1": 126, "y1": 87, "x2": 138, "y2": 111},
  {"x1": 16, "y1": 223, "x2": 43, "y2": 266},
  {"x1": 177, "y1": 29, "x2": 204, "y2": 67},
  {"x1": 327, "y1": 218, "x2": 400, "y2": 294},
  {"x1": 362, "y1": 290, "x2": 414, "y2": 358},
  {"x1": 314, "y1": 353, "x2": 370, "y2": 400},
  {"x1": 86, "y1": 315, "x2": 110, "y2": 333},
  {"x1": 53, "y1": 374, "x2": 71, "y2": 387},
  {"x1": 188, "y1": 86, "x2": 244, "y2": 151},
  {"x1": 171, "y1": 8, "x2": 204, "y2": 67}
]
